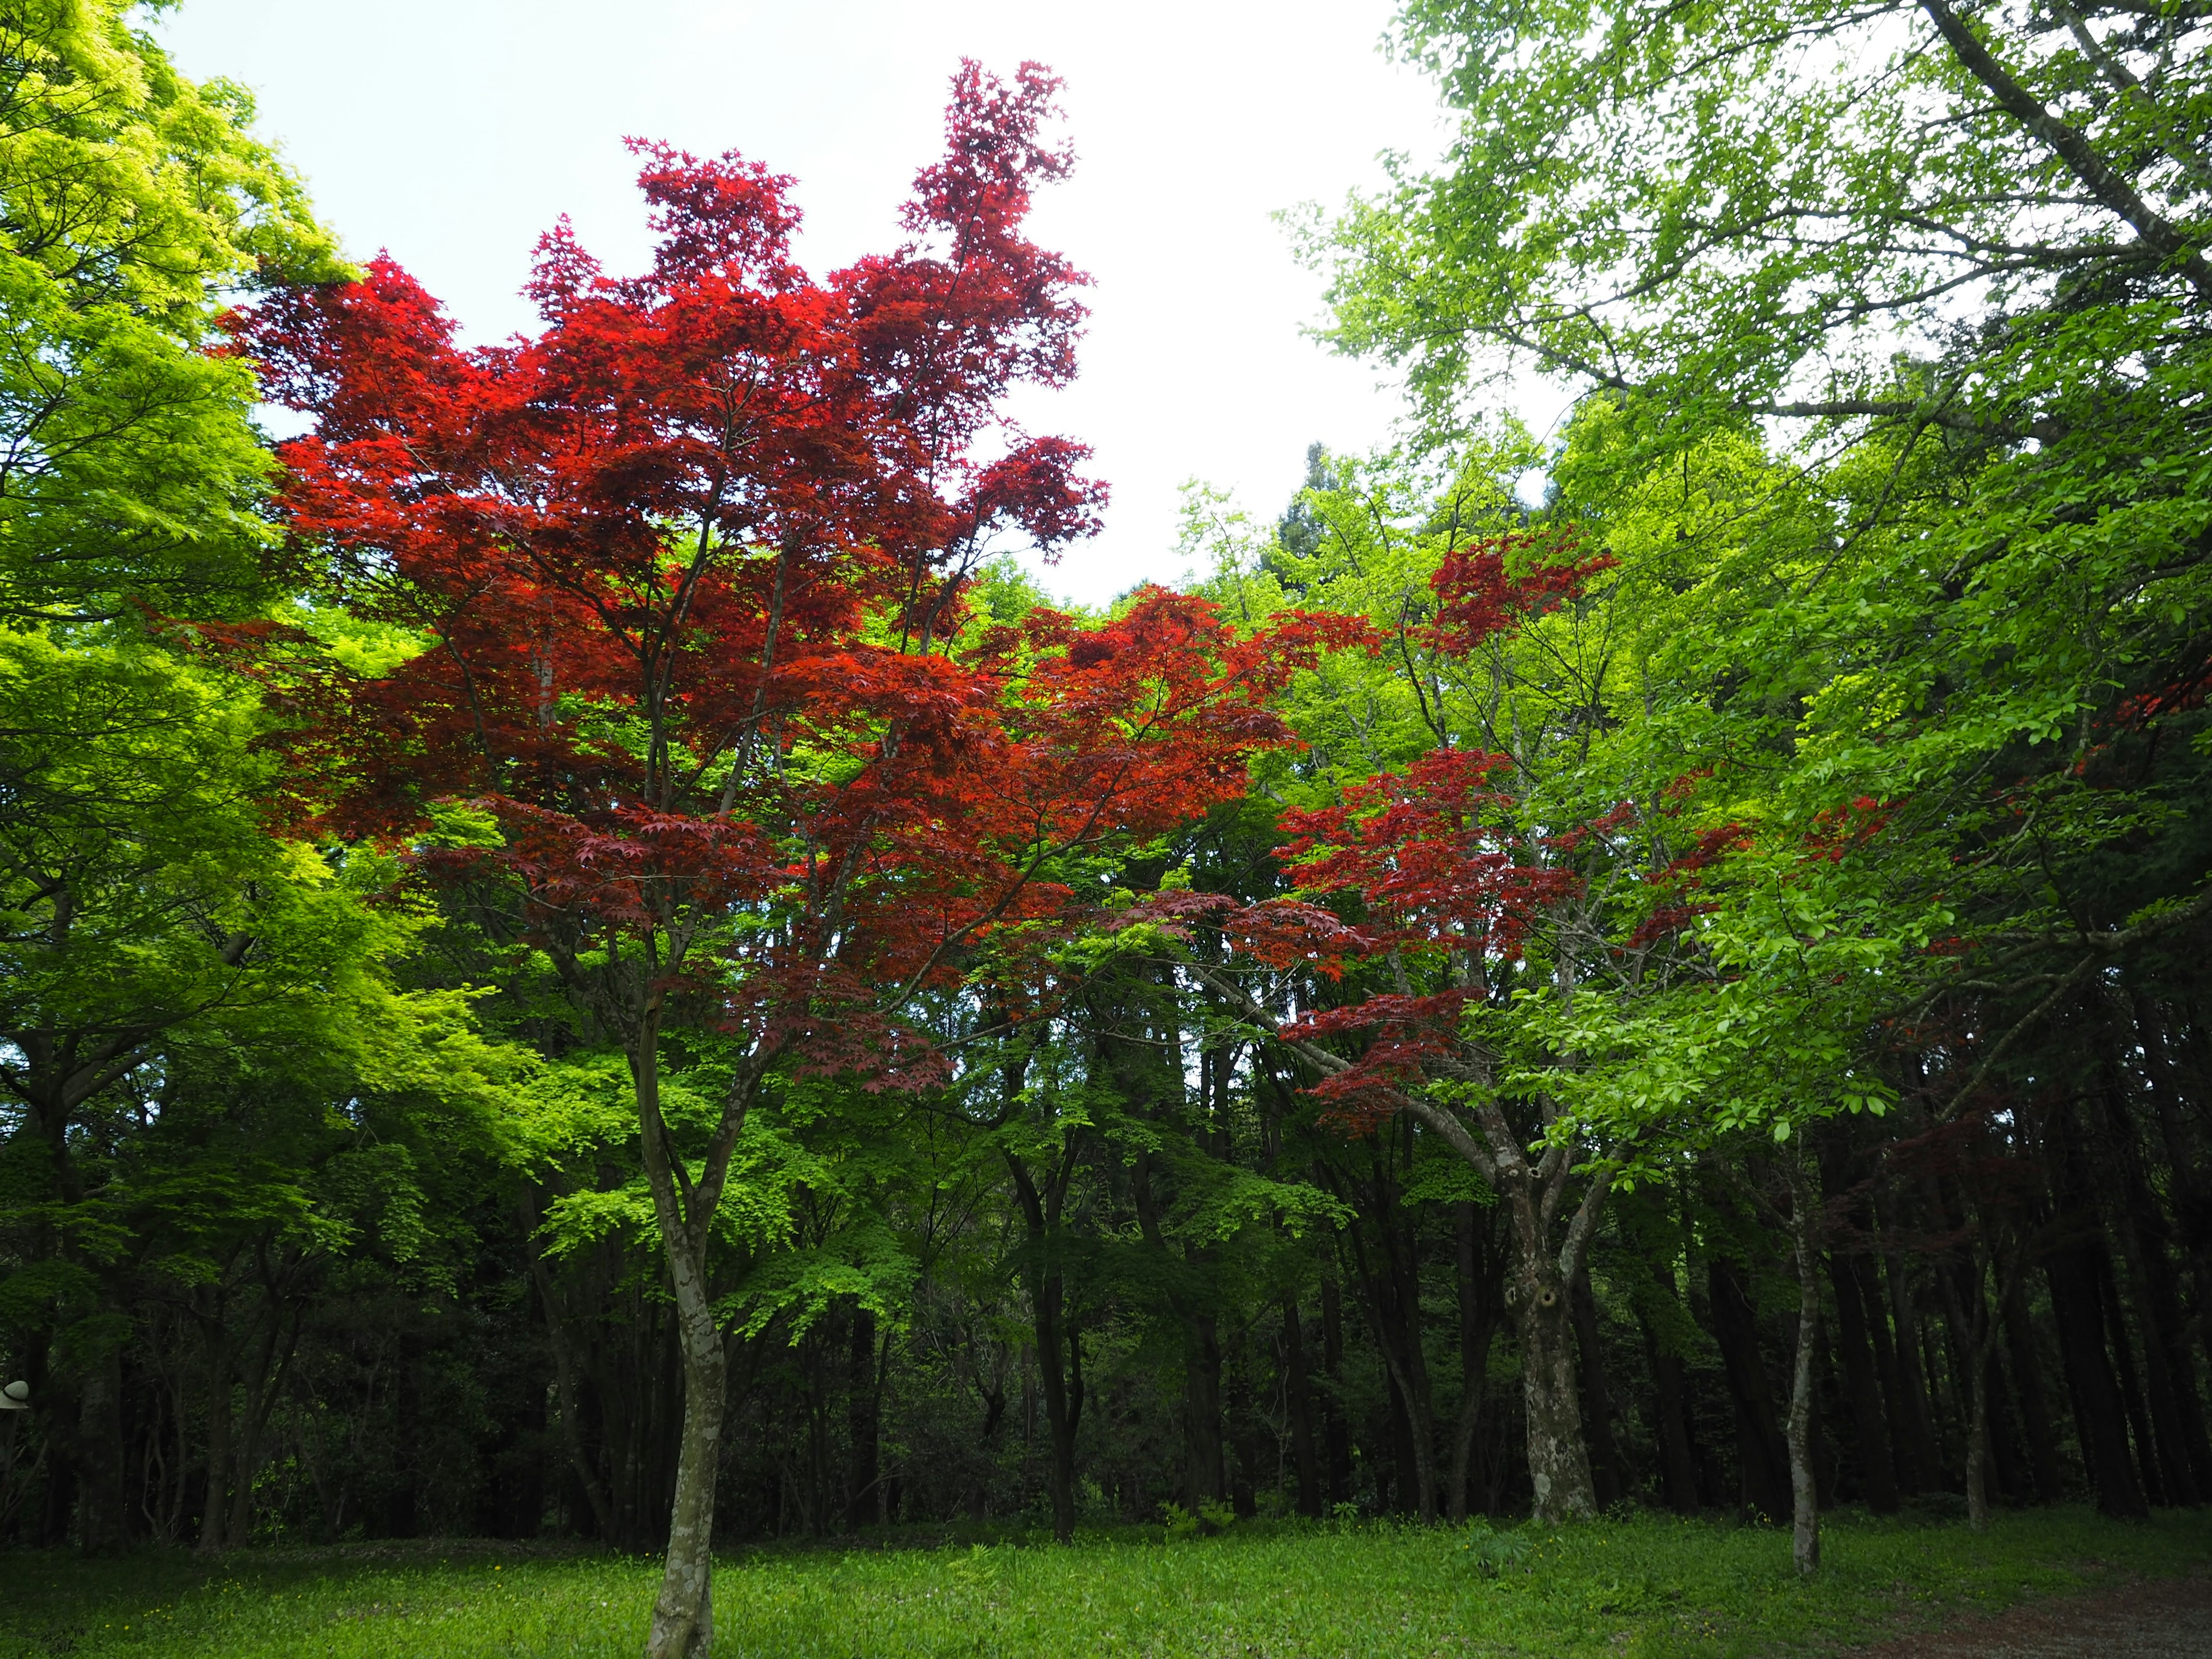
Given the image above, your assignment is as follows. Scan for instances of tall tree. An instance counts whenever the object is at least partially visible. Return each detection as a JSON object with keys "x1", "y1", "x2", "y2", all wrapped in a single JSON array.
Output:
[{"x1": 240, "y1": 65, "x2": 1344, "y2": 1656}]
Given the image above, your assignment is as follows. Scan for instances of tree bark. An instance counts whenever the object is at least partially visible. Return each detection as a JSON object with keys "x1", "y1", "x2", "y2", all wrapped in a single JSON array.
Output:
[
  {"x1": 1182, "y1": 1312, "x2": 1226, "y2": 1513},
  {"x1": 1708, "y1": 1257, "x2": 1792, "y2": 1522},
  {"x1": 75, "y1": 1346, "x2": 126, "y2": 1555},
  {"x1": 1009, "y1": 1153, "x2": 1083, "y2": 1543},
  {"x1": 2046, "y1": 1241, "x2": 2150, "y2": 1517},
  {"x1": 1342, "y1": 1179, "x2": 1438, "y2": 1521},
  {"x1": 1449, "y1": 1200, "x2": 1501, "y2": 1521},
  {"x1": 1824, "y1": 1249, "x2": 1900, "y2": 1513},
  {"x1": 845, "y1": 1307, "x2": 882, "y2": 1532},
  {"x1": 1319, "y1": 1274, "x2": 1353, "y2": 1509},
  {"x1": 636, "y1": 1021, "x2": 736, "y2": 1659},
  {"x1": 1281, "y1": 1294, "x2": 1322, "y2": 1518},
  {"x1": 1513, "y1": 1270, "x2": 1597, "y2": 1522},
  {"x1": 1876, "y1": 1245, "x2": 1941, "y2": 1491},
  {"x1": 524, "y1": 1199, "x2": 616, "y2": 1540},
  {"x1": 645, "y1": 1324, "x2": 726, "y2": 1659},
  {"x1": 2093, "y1": 1246, "x2": 2166, "y2": 1503},
  {"x1": 1571, "y1": 1271, "x2": 1623, "y2": 1510},
  {"x1": 196, "y1": 1325, "x2": 233, "y2": 1555},
  {"x1": 1641, "y1": 1300, "x2": 1703, "y2": 1514},
  {"x1": 2000, "y1": 1283, "x2": 2063, "y2": 1503},
  {"x1": 1784, "y1": 1162, "x2": 1821, "y2": 1575}
]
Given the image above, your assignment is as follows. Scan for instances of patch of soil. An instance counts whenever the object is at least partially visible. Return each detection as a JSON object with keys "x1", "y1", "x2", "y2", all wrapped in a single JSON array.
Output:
[{"x1": 1849, "y1": 1573, "x2": 2212, "y2": 1657}]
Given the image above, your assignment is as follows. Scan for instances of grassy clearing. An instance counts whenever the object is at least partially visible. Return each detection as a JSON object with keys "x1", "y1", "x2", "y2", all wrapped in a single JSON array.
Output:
[{"x1": 2, "y1": 1507, "x2": 2207, "y2": 1659}]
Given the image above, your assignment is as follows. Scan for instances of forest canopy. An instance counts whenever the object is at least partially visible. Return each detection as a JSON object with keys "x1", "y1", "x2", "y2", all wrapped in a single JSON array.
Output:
[{"x1": 3, "y1": 3, "x2": 2210, "y2": 1657}]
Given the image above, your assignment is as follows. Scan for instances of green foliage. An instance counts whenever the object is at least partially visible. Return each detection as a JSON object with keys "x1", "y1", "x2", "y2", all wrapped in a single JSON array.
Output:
[
  {"x1": 3, "y1": 1510, "x2": 2207, "y2": 1657},
  {"x1": 0, "y1": 0, "x2": 347, "y2": 623}
]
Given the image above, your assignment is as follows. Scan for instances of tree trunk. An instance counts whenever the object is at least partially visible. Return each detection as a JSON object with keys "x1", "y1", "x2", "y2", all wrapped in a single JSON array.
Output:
[
  {"x1": 1642, "y1": 1303, "x2": 1703, "y2": 1514},
  {"x1": 1855, "y1": 1252, "x2": 1924, "y2": 1495},
  {"x1": 1514, "y1": 1272, "x2": 1597, "y2": 1522},
  {"x1": 2000, "y1": 1285, "x2": 2062, "y2": 1503},
  {"x1": 1708, "y1": 1257, "x2": 1792, "y2": 1522},
  {"x1": 2093, "y1": 1078, "x2": 2212, "y2": 1498},
  {"x1": 75, "y1": 1346, "x2": 126, "y2": 1555},
  {"x1": 1824, "y1": 1250, "x2": 1899, "y2": 1513},
  {"x1": 1281, "y1": 1294, "x2": 1322, "y2": 1518},
  {"x1": 1449, "y1": 1202, "x2": 1501, "y2": 1522},
  {"x1": 1936, "y1": 1252, "x2": 2000, "y2": 1533},
  {"x1": 1009, "y1": 1153, "x2": 1082, "y2": 1543},
  {"x1": 1571, "y1": 1272, "x2": 1623, "y2": 1510},
  {"x1": 1785, "y1": 1168, "x2": 1821, "y2": 1574},
  {"x1": 1346, "y1": 1204, "x2": 1438, "y2": 1521},
  {"x1": 1320, "y1": 1274, "x2": 1352, "y2": 1508},
  {"x1": 1876, "y1": 1241, "x2": 1941, "y2": 1491},
  {"x1": 2093, "y1": 1247, "x2": 2166, "y2": 1503},
  {"x1": 525, "y1": 1201, "x2": 617, "y2": 1539},
  {"x1": 845, "y1": 1308, "x2": 881, "y2": 1532},
  {"x1": 225, "y1": 1289, "x2": 298, "y2": 1551},
  {"x1": 195, "y1": 1316, "x2": 233, "y2": 1555},
  {"x1": 637, "y1": 1023, "x2": 733, "y2": 1659},
  {"x1": 1182, "y1": 1312, "x2": 1225, "y2": 1513},
  {"x1": 1963, "y1": 1335, "x2": 1994, "y2": 1530},
  {"x1": 645, "y1": 1320, "x2": 726, "y2": 1659},
  {"x1": 2046, "y1": 1241, "x2": 2149, "y2": 1517}
]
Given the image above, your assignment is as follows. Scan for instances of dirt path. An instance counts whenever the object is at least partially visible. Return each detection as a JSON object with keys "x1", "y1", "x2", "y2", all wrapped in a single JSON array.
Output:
[{"x1": 1850, "y1": 1573, "x2": 2212, "y2": 1657}]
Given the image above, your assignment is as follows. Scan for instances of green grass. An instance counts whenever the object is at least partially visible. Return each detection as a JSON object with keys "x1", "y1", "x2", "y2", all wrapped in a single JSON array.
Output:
[{"x1": 3, "y1": 1507, "x2": 2207, "y2": 1658}]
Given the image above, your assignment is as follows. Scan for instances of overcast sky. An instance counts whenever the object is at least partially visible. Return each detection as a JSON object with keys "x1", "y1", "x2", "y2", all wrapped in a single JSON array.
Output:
[{"x1": 154, "y1": 1, "x2": 1453, "y2": 606}]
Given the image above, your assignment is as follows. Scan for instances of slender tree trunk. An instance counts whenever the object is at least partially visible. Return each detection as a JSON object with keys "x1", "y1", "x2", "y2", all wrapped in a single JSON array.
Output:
[
  {"x1": 2094, "y1": 1248, "x2": 2166, "y2": 1503},
  {"x1": 1281, "y1": 1294, "x2": 1322, "y2": 1518},
  {"x1": 646, "y1": 1321, "x2": 726, "y2": 1659},
  {"x1": 226, "y1": 1291, "x2": 299, "y2": 1550},
  {"x1": 2000, "y1": 1285, "x2": 2062, "y2": 1503},
  {"x1": 1571, "y1": 1272, "x2": 1623, "y2": 1510},
  {"x1": 1182, "y1": 1312, "x2": 1225, "y2": 1514},
  {"x1": 1010, "y1": 1154, "x2": 1082, "y2": 1543},
  {"x1": 1963, "y1": 1339, "x2": 1994, "y2": 1530},
  {"x1": 1785, "y1": 1167, "x2": 1821, "y2": 1575},
  {"x1": 2132, "y1": 993, "x2": 2212, "y2": 1382},
  {"x1": 1825, "y1": 1249, "x2": 1900, "y2": 1513},
  {"x1": 525, "y1": 1201, "x2": 616, "y2": 1539},
  {"x1": 75, "y1": 1346, "x2": 126, "y2": 1555},
  {"x1": 1346, "y1": 1200, "x2": 1438, "y2": 1521},
  {"x1": 637, "y1": 1023, "x2": 732, "y2": 1659},
  {"x1": 195, "y1": 1318, "x2": 233, "y2": 1555},
  {"x1": 845, "y1": 1308, "x2": 881, "y2": 1532},
  {"x1": 1642, "y1": 1306, "x2": 1703, "y2": 1514},
  {"x1": 1319, "y1": 1275, "x2": 1352, "y2": 1508},
  {"x1": 1708, "y1": 1257, "x2": 1792, "y2": 1521},
  {"x1": 1936, "y1": 1254, "x2": 1999, "y2": 1532},
  {"x1": 1037, "y1": 1294, "x2": 1082, "y2": 1541},
  {"x1": 2046, "y1": 1243, "x2": 2150, "y2": 1517},
  {"x1": 1449, "y1": 1202, "x2": 1499, "y2": 1522},
  {"x1": 1854, "y1": 1252, "x2": 1921, "y2": 1495}
]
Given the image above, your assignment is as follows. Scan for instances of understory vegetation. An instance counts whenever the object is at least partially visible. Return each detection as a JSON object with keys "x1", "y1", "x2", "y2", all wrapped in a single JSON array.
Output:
[{"x1": 5, "y1": 1510, "x2": 2209, "y2": 1659}]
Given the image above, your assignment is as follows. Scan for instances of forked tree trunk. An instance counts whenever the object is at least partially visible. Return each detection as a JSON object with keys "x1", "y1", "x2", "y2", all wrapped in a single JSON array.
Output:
[{"x1": 1197, "y1": 968, "x2": 1611, "y2": 1525}]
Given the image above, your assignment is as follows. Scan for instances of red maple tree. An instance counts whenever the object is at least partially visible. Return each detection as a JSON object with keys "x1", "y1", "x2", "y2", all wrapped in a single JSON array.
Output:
[
  {"x1": 235, "y1": 64, "x2": 1347, "y2": 1656},
  {"x1": 1136, "y1": 528, "x2": 1624, "y2": 1523}
]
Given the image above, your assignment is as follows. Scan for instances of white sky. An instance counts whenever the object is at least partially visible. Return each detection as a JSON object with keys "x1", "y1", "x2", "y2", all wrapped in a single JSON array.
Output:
[{"x1": 154, "y1": 1, "x2": 1455, "y2": 607}]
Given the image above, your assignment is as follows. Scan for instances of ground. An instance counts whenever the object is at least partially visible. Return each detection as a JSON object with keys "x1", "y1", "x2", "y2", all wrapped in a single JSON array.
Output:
[
  {"x1": 1854, "y1": 1570, "x2": 2212, "y2": 1658},
  {"x1": 1, "y1": 1507, "x2": 2207, "y2": 1658}
]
